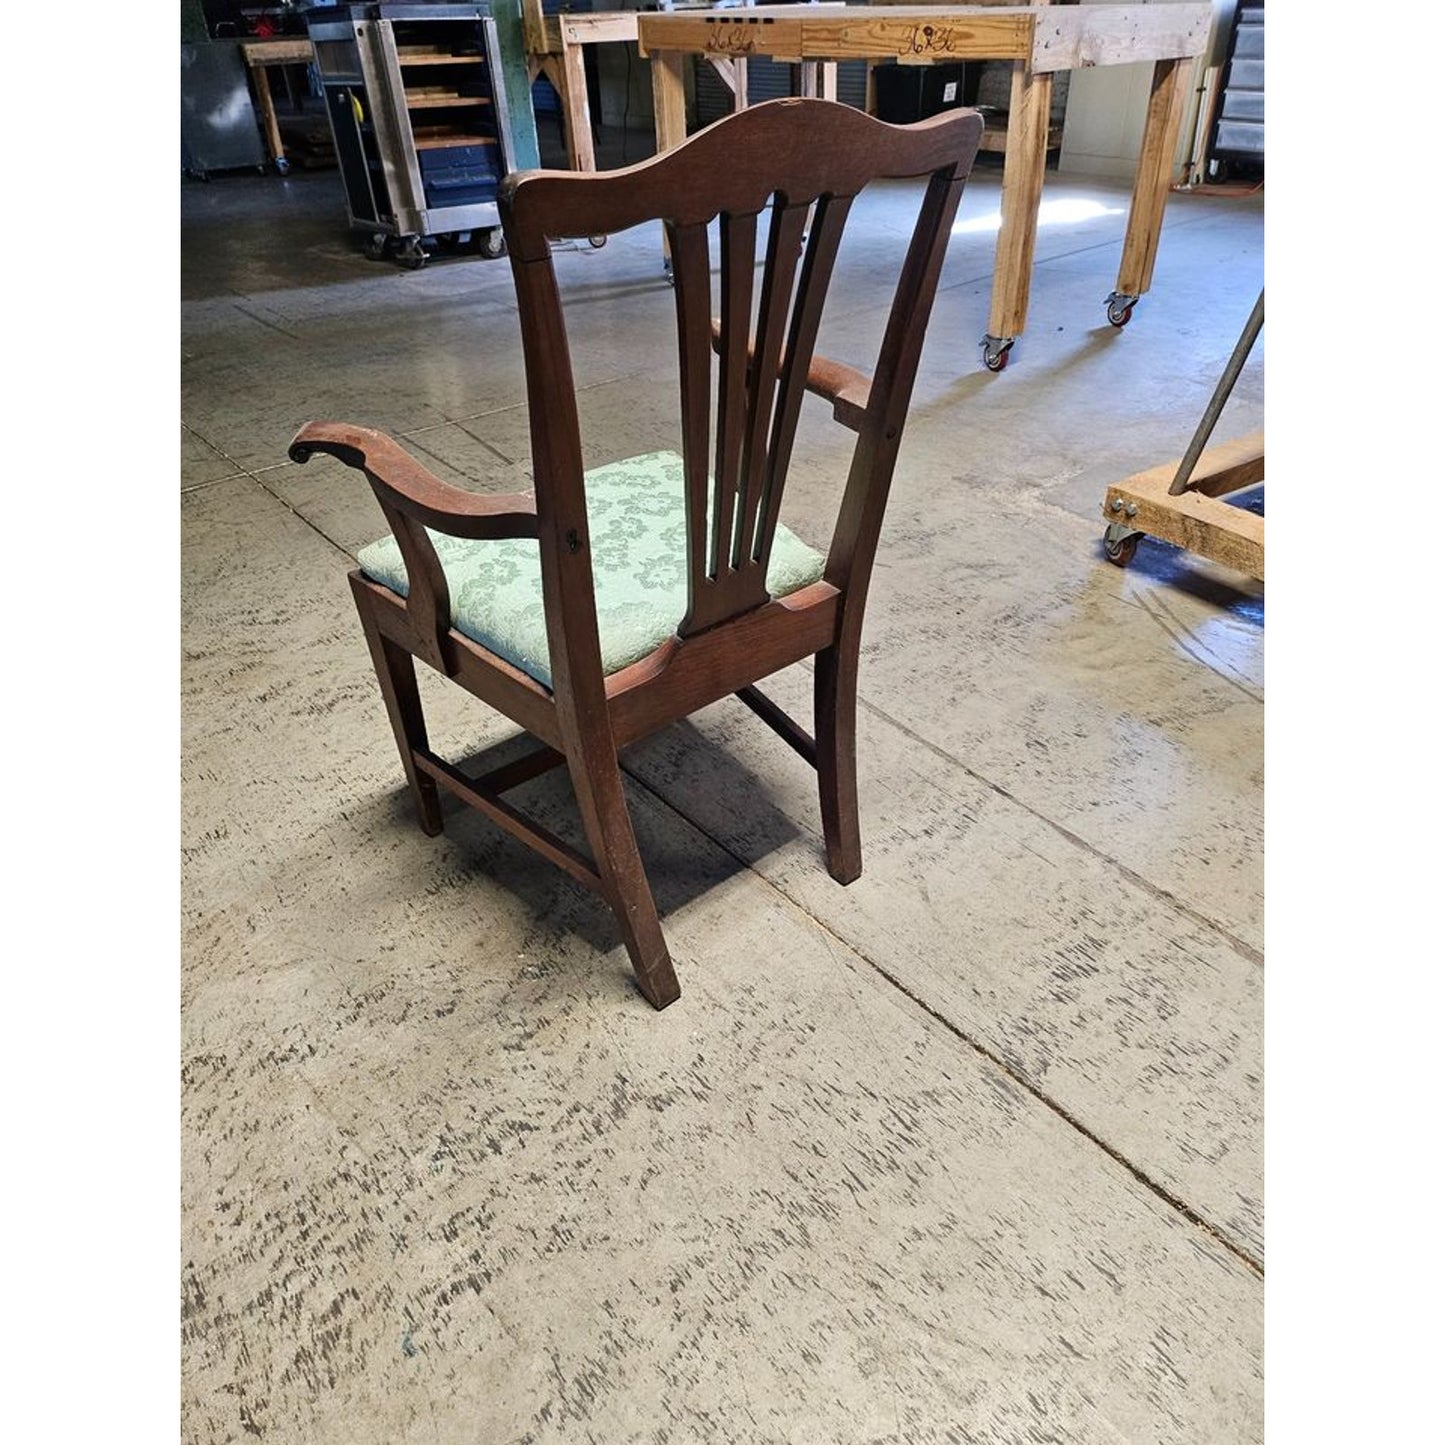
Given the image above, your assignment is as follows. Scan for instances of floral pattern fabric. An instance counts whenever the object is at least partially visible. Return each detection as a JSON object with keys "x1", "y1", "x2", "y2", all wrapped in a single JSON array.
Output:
[{"x1": 356, "y1": 450, "x2": 827, "y2": 689}]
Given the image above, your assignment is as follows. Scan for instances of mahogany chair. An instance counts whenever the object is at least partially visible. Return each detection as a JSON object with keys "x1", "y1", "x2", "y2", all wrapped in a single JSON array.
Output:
[{"x1": 289, "y1": 98, "x2": 983, "y2": 1009}]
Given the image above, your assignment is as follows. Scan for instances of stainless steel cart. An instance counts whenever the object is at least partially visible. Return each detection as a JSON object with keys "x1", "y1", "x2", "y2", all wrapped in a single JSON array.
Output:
[{"x1": 305, "y1": 2, "x2": 520, "y2": 266}]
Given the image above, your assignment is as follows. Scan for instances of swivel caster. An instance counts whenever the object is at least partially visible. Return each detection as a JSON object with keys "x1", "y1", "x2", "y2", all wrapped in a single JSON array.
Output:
[
  {"x1": 397, "y1": 236, "x2": 428, "y2": 270},
  {"x1": 981, "y1": 334, "x2": 1014, "y2": 372},
  {"x1": 1103, "y1": 522, "x2": 1142, "y2": 567},
  {"x1": 274, "y1": 156, "x2": 292, "y2": 176},
  {"x1": 476, "y1": 227, "x2": 507, "y2": 260},
  {"x1": 362, "y1": 232, "x2": 389, "y2": 261},
  {"x1": 1105, "y1": 292, "x2": 1138, "y2": 328}
]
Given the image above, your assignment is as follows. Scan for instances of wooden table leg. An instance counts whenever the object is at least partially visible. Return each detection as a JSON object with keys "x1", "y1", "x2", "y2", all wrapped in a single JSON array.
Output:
[
  {"x1": 651, "y1": 49, "x2": 687, "y2": 155},
  {"x1": 559, "y1": 40, "x2": 597, "y2": 172},
  {"x1": 1114, "y1": 56, "x2": 1193, "y2": 304},
  {"x1": 251, "y1": 62, "x2": 284, "y2": 168},
  {"x1": 985, "y1": 61, "x2": 1053, "y2": 359},
  {"x1": 651, "y1": 50, "x2": 687, "y2": 269}
]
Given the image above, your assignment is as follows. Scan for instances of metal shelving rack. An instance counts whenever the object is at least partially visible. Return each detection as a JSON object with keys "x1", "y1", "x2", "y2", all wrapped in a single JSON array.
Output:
[
  {"x1": 305, "y1": 2, "x2": 521, "y2": 266},
  {"x1": 1207, "y1": 0, "x2": 1264, "y2": 180}
]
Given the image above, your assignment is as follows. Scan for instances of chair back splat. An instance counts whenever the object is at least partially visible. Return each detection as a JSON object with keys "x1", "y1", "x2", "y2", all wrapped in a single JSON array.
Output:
[
  {"x1": 500, "y1": 98, "x2": 983, "y2": 642},
  {"x1": 289, "y1": 99, "x2": 983, "y2": 1009}
]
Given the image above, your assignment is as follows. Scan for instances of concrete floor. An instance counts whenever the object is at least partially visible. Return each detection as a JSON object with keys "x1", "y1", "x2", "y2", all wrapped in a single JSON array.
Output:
[{"x1": 181, "y1": 129, "x2": 1264, "y2": 1443}]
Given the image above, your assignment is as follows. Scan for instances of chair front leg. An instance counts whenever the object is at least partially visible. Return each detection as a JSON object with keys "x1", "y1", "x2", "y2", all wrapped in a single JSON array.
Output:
[
  {"x1": 353, "y1": 588, "x2": 444, "y2": 837},
  {"x1": 815, "y1": 640, "x2": 862, "y2": 885}
]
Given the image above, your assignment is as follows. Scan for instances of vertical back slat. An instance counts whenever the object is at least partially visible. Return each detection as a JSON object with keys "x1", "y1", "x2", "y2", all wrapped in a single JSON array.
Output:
[
  {"x1": 735, "y1": 199, "x2": 809, "y2": 573},
  {"x1": 667, "y1": 220, "x2": 716, "y2": 628},
  {"x1": 713, "y1": 210, "x2": 758, "y2": 581},
  {"x1": 753, "y1": 192, "x2": 853, "y2": 570}
]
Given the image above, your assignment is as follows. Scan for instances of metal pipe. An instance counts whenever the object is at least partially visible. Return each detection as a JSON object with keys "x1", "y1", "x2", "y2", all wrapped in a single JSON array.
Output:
[{"x1": 1170, "y1": 289, "x2": 1264, "y2": 496}]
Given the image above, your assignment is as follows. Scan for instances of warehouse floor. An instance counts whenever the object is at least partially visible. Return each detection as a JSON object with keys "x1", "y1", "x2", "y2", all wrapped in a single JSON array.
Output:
[{"x1": 181, "y1": 138, "x2": 1264, "y2": 1443}]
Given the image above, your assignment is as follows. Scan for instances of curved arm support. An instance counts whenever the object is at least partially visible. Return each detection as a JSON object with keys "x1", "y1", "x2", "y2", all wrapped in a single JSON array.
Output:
[
  {"x1": 289, "y1": 421, "x2": 539, "y2": 539},
  {"x1": 289, "y1": 420, "x2": 540, "y2": 676},
  {"x1": 706, "y1": 323, "x2": 871, "y2": 433}
]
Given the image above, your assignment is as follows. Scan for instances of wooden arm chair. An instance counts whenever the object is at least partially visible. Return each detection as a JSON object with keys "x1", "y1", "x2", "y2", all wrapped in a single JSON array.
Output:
[{"x1": 289, "y1": 98, "x2": 983, "y2": 1009}]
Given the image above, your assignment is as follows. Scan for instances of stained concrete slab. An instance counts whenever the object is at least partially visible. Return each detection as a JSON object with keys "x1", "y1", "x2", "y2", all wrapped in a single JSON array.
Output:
[
  {"x1": 622, "y1": 668, "x2": 1263, "y2": 1262},
  {"x1": 183, "y1": 482, "x2": 1261, "y2": 1444},
  {"x1": 838, "y1": 487, "x2": 1264, "y2": 949},
  {"x1": 183, "y1": 150, "x2": 1264, "y2": 1442}
]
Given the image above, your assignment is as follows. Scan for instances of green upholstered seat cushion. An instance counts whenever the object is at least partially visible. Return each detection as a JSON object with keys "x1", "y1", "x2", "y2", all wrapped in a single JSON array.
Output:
[{"x1": 355, "y1": 450, "x2": 826, "y2": 689}]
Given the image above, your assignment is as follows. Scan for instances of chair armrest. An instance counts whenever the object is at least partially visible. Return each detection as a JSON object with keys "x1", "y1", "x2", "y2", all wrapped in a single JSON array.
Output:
[
  {"x1": 708, "y1": 321, "x2": 872, "y2": 432},
  {"x1": 288, "y1": 421, "x2": 539, "y2": 540},
  {"x1": 803, "y1": 355, "x2": 872, "y2": 433}
]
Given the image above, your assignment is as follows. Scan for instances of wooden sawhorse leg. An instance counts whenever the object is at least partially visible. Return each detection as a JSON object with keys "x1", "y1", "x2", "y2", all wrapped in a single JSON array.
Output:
[
  {"x1": 729, "y1": 57, "x2": 749, "y2": 113},
  {"x1": 702, "y1": 54, "x2": 749, "y2": 114},
  {"x1": 537, "y1": 50, "x2": 596, "y2": 173},
  {"x1": 650, "y1": 49, "x2": 688, "y2": 154},
  {"x1": 1107, "y1": 55, "x2": 1193, "y2": 329},
  {"x1": 559, "y1": 40, "x2": 597, "y2": 172},
  {"x1": 651, "y1": 50, "x2": 689, "y2": 274},
  {"x1": 250, "y1": 62, "x2": 286, "y2": 173},
  {"x1": 982, "y1": 60, "x2": 1052, "y2": 371}
]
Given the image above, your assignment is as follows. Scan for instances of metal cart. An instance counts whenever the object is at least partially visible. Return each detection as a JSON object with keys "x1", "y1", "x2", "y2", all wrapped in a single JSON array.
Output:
[{"x1": 305, "y1": 2, "x2": 521, "y2": 266}]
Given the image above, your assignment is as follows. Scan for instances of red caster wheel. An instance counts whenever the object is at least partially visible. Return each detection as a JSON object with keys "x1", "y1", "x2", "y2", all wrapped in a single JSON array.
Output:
[
  {"x1": 1105, "y1": 293, "x2": 1138, "y2": 328},
  {"x1": 1103, "y1": 529, "x2": 1141, "y2": 567},
  {"x1": 981, "y1": 335, "x2": 1014, "y2": 372}
]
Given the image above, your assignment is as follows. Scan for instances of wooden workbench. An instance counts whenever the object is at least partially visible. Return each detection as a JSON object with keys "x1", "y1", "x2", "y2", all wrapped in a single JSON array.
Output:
[
  {"x1": 523, "y1": 2, "x2": 642, "y2": 173},
  {"x1": 239, "y1": 37, "x2": 315, "y2": 174},
  {"x1": 522, "y1": 1, "x2": 830, "y2": 174},
  {"x1": 636, "y1": 4, "x2": 1212, "y2": 369}
]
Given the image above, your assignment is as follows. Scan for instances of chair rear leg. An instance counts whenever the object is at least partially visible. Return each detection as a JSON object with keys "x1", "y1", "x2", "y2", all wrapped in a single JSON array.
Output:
[
  {"x1": 566, "y1": 752, "x2": 681, "y2": 1009},
  {"x1": 815, "y1": 641, "x2": 863, "y2": 885},
  {"x1": 355, "y1": 602, "x2": 444, "y2": 837}
]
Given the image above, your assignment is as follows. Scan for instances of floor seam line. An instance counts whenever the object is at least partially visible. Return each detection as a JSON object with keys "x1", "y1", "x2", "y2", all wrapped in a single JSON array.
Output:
[
  {"x1": 620, "y1": 761, "x2": 1263, "y2": 1278},
  {"x1": 181, "y1": 475, "x2": 246, "y2": 496},
  {"x1": 229, "y1": 299, "x2": 305, "y2": 341},
  {"x1": 249, "y1": 469, "x2": 361, "y2": 564},
  {"x1": 831, "y1": 676, "x2": 1264, "y2": 966}
]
